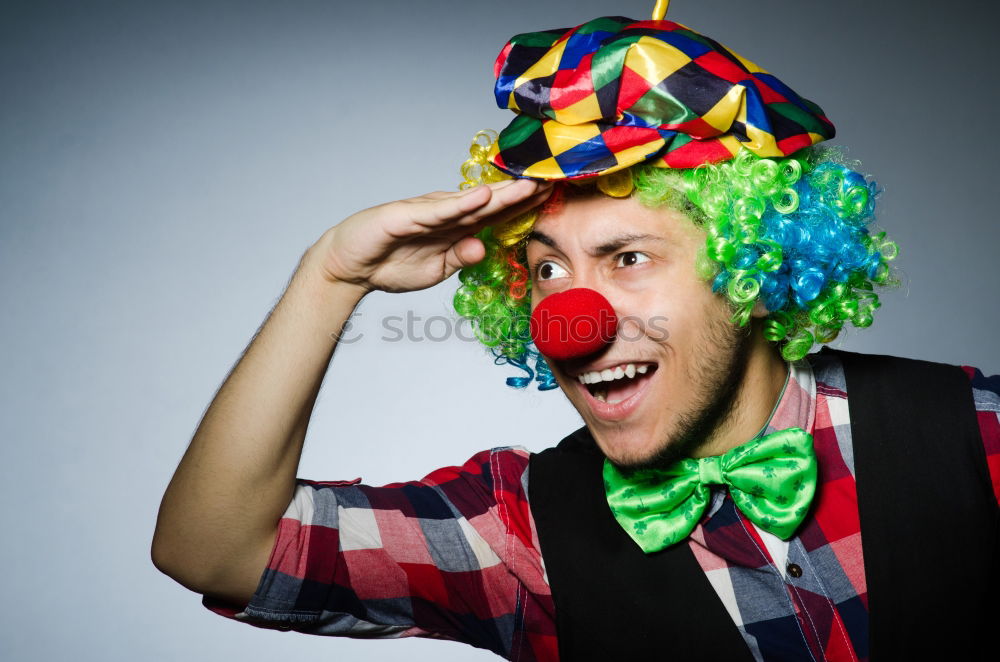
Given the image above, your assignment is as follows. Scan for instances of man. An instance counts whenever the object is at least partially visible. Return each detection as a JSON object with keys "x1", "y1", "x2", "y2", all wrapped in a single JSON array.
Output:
[{"x1": 152, "y1": 5, "x2": 1000, "y2": 661}]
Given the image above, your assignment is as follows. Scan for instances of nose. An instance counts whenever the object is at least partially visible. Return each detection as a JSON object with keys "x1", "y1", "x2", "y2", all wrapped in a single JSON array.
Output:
[{"x1": 529, "y1": 288, "x2": 618, "y2": 361}]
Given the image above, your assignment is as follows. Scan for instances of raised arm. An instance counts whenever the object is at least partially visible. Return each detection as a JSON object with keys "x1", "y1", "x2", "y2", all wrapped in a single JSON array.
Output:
[{"x1": 151, "y1": 179, "x2": 551, "y2": 605}]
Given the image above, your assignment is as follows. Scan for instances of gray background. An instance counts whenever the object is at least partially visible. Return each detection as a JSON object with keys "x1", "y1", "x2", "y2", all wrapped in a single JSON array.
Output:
[{"x1": 2, "y1": 0, "x2": 997, "y2": 660}]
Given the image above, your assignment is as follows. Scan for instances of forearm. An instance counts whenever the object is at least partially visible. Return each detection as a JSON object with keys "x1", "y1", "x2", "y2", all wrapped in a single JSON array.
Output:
[{"x1": 152, "y1": 241, "x2": 365, "y2": 600}]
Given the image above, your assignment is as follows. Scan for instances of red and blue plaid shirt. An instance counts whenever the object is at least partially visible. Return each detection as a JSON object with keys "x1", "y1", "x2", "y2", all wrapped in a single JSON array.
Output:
[{"x1": 205, "y1": 352, "x2": 1000, "y2": 661}]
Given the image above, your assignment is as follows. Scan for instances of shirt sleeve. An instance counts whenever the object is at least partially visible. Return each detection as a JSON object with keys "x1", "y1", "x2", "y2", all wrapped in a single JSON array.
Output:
[
  {"x1": 962, "y1": 365, "x2": 1000, "y2": 506},
  {"x1": 200, "y1": 446, "x2": 554, "y2": 660}
]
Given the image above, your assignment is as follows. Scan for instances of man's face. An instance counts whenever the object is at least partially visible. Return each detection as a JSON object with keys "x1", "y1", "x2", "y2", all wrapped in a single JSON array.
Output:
[{"x1": 527, "y1": 191, "x2": 753, "y2": 469}]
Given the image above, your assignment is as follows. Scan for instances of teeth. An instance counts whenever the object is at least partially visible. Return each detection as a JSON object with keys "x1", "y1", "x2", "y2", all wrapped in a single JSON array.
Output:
[
  {"x1": 577, "y1": 363, "x2": 653, "y2": 386},
  {"x1": 594, "y1": 390, "x2": 607, "y2": 403}
]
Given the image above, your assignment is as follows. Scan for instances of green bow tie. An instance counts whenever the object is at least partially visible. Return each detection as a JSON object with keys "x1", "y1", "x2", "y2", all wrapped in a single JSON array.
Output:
[{"x1": 603, "y1": 427, "x2": 817, "y2": 553}]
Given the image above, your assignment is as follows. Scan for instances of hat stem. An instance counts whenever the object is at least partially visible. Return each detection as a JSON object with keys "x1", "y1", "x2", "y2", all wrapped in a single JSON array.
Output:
[{"x1": 652, "y1": 0, "x2": 670, "y2": 20}]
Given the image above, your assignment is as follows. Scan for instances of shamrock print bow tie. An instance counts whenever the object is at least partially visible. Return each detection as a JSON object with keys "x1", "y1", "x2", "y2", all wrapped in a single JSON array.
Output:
[{"x1": 603, "y1": 428, "x2": 817, "y2": 553}]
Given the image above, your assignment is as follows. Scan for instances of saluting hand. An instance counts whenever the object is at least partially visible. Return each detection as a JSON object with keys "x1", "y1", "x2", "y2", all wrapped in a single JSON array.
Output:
[{"x1": 307, "y1": 179, "x2": 552, "y2": 294}]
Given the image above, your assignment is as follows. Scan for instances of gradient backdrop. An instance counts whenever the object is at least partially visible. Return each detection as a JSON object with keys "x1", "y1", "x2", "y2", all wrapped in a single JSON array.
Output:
[{"x1": 2, "y1": 1, "x2": 997, "y2": 660}]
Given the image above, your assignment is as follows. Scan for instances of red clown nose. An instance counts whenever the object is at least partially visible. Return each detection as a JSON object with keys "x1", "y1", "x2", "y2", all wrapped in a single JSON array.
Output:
[{"x1": 529, "y1": 288, "x2": 618, "y2": 361}]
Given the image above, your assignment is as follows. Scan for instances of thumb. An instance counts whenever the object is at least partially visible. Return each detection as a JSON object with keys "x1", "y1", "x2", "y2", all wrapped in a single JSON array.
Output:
[{"x1": 444, "y1": 236, "x2": 486, "y2": 274}]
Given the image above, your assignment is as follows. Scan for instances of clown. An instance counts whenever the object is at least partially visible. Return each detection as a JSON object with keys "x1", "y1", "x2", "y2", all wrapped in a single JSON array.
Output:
[{"x1": 153, "y1": 2, "x2": 1000, "y2": 661}]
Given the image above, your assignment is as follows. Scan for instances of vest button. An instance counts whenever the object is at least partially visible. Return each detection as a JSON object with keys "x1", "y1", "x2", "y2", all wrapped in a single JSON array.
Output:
[{"x1": 787, "y1": 563, "x2": 803, "y2": 578}]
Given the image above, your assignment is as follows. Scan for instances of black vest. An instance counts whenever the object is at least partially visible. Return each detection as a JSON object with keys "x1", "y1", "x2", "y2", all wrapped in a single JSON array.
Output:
[{"x1": 528, "y1": 348, "x2": 1000, "y2": 661}]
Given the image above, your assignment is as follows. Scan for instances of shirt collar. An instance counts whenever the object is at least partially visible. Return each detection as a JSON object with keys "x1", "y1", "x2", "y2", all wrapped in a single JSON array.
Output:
[{"x1": 762, "y1": 358, "x2": 816, "y2": 437}]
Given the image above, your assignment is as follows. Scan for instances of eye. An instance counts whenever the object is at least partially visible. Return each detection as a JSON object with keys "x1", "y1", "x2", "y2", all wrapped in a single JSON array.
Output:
[
  {"x1": 616, "y1": 251, "x2": 650, "y2": 268},
  {"x1": 536, "y1": 260, "x2": 569, "y2": 280}
]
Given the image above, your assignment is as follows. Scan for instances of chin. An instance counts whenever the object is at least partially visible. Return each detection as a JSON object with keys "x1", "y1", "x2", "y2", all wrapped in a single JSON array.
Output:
[
  {"x1": 596, "y1": 438, "x2": 660, "y2": 469},
  {"x1": 590, "y1": 422, "x2": 686, "y2": 471}
]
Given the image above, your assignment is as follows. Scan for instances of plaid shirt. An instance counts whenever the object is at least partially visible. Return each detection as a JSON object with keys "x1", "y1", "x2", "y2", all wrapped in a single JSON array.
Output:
[{"x1": 204, "y1": 352, "x2": 1000, "y2": 661}]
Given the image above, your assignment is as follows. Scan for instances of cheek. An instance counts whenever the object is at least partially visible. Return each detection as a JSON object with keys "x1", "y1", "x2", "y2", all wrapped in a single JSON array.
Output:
[
  {"x1": 625, "y1": 286, "x2": 723, "y2": 349},
  {"x1": 613, "y1": 292, "x2": 678, "y2": 346}
]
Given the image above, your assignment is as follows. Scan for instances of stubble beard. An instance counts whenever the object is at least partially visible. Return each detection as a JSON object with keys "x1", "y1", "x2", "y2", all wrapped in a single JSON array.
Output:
[{"x1": 613, "y1": 309, "x2": 754, "y2": 472}]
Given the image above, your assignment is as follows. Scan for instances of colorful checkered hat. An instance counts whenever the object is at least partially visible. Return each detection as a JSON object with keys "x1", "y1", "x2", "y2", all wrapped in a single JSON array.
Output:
[{"x1": 487, "y1": 5, "x2": 835, "y2": 180}]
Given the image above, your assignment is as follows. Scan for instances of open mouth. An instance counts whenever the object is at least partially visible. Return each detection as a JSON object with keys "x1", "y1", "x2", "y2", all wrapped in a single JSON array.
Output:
[{"x1": 577, "y1": 362, "x2": 658, "y2": 405}]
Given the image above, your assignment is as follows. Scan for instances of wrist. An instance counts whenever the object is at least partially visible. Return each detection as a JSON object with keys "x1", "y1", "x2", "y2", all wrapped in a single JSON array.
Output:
[
  {"x1": 298, "y1": 229, "x2": 372, "y2": 300},
  {"x1": 293, "y1": 254, "x2": 370, "y2": 309}
]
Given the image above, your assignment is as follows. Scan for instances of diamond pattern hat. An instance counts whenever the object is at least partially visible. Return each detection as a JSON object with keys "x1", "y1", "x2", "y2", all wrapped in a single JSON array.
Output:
[{"x1": 487, "y1": 3, "x2": 835, "y2": 180}]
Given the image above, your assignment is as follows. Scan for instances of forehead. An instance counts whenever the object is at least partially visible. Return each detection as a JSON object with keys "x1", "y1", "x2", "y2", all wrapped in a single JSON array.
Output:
[{"x1": 529, "y1": 191, "x2": 699, "y2": 248}]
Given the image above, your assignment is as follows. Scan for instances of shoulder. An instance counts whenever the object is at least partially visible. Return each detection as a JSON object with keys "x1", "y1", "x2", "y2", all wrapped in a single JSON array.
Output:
[
  {"x1": 415, "y1": 446, "x2": 536, "y2": 538},
  {"x1": 804, "y1": 349, "x2": 847, "y2": 397},
  {"x1": 346, "y1": 447, "x2": 537, "y2": 529},
  {"x1": 806, "y1": 347, "x2": 1000, "y2": 413},
  {"x1": 415, "y1": 446, "x2": 532, "y2": 491},
  {"x1": 959, "y1": 365, "x2": 1000, "y2": 414}
]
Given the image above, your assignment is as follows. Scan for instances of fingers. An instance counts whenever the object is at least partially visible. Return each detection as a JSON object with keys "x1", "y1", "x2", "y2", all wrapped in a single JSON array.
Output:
[
  {"x1": 437, "y1": 184, "x2": 553, "y2": 242},
  {"x1": 473, "y1": 184, "x2": 554, "y2": 227},
  {"x1": 421, "y1": 179, "x2": 517, "y2": 202},
  {"x1": 451, "y1": 179, "x2": 522, "y2": 214},
  {"x1": 462, "y1": 179, "x2": 551, "y2": 220},
  {"x1": 410, "y1": 179, "x2": 552, "y2": 230}
]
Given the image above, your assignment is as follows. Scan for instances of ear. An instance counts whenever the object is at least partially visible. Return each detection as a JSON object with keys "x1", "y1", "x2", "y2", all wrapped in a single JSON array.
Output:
[{"x1": 751, "y1": 299, "x2": 769, "y2": 318}]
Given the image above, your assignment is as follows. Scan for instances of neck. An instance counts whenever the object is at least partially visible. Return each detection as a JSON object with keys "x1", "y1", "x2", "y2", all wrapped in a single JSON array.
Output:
[{"x1": 691, "y1": 324, "x2": 789, "y2": 458}]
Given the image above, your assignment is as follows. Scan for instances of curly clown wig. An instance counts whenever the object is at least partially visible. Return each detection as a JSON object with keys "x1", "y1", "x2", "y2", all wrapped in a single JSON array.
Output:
[{"x1": 452, "y1": 8, "x2": 899, "y2": 390}]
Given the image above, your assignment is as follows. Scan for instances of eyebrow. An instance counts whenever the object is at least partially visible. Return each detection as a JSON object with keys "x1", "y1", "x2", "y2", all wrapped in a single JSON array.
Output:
[
  {"x1": 527, "y1": 230, "x2": 664, "y2": 257},
  {"x1": 588, "y1": 233, "x2": 663, "y2": 257},
  {"x1": 527, "y1": 230, "x2": 559, "y2": 250}
]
